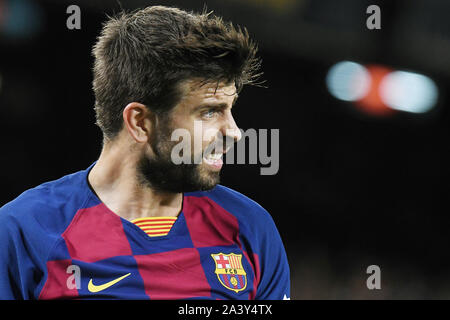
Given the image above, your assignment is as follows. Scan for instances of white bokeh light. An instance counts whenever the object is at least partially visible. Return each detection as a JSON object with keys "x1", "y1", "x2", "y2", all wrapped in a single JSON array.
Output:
[
  {"x1": 379, "y1": 71, "x2": 438, "y2": 114},
  {"x1": 326, "y1": 61, "x2": 372, "y2": 102}
]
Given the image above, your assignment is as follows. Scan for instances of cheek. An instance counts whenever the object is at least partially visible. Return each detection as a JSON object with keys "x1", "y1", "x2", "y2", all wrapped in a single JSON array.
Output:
[
  {"x1": 170, "y1": 118, "x2": 221, "y2": 154},
  {"x1": 202, "y1": 126, "x2": 221, "y2": 145},
  {"x1": 185, "y1": 123, "x2": 220, "y2": 151}
]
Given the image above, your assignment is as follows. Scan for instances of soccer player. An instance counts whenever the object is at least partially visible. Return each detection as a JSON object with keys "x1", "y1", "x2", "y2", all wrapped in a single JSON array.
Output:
[{"x1": 0, "y1": 6, "x2": 290, "y2": 300}]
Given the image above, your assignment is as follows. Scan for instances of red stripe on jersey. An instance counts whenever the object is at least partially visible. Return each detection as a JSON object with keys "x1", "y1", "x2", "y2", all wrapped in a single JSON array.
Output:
[
  {"x1": 134, "y1": 248, "x2": 211, "y2": 299},
  {"x1": 183, "y1": 196, "x2": 240, "y2": 248},
  {"x1": 62, "y1": 204, "x2": 132, "y2": 263},
  {"x1": 39, "y1": 259, "x2": 79, "y2": 300}
]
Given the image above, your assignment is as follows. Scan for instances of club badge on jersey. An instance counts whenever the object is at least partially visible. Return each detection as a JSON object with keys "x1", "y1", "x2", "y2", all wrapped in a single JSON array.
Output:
[{"x1": 211, "y1": 253, "x2": 247, "y2": 293}]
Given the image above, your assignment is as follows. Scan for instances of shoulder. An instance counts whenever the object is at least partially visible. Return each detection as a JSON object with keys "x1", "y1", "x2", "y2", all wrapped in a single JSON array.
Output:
[
  {"x1": 0, "y1": 168, "x2": 92, "y2": 234},
  {"x1": 186, "y1": 184, "x2": 275, "y2": 227}
]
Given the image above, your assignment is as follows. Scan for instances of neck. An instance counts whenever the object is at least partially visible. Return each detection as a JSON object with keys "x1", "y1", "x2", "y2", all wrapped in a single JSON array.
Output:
[{"x1": 88, "y1": 140, "x2": 183, "y2": 221}]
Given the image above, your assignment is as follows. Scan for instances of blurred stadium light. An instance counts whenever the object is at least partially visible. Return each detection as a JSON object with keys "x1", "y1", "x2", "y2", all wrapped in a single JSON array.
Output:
[
  {"x1": 356, "y1": 65, "x2": 393, "y2": 116},
  {"x1": 326, "y1": 61, "x2": 371, "y2": 102},
  {"x1": 0, "y1": 0, "x2": 44, "y2": 40},
  {"x1": 379, "y1": 71, "x2": 438, "y2": 114},
  {"x1": 326, "y1": 61, "x2": 439, "y2": 115}
]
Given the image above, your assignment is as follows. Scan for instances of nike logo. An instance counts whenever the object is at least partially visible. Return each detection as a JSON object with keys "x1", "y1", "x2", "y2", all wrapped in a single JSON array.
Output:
[{"x1": 88, "y1": 273, "x2": 131, "y2": 293}]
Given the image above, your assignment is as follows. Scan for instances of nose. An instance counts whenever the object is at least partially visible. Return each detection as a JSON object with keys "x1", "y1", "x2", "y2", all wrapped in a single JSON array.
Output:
[{"x1": 222, "y1": 111, "x2": 242, "y2": 143}]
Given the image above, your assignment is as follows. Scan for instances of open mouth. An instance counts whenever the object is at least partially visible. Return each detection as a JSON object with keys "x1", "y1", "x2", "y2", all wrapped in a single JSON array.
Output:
[
  {"x1": 201, "y1": 137, "x2": 233, "y2": 170},
  {"x1": 203, "y1": 153, "x2": 224, "y2": 169}
]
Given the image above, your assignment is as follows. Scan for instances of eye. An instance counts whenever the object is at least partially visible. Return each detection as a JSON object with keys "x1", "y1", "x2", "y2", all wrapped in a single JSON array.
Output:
[{"x1": 201, "y1": 108, "x2": 220, "y2": 119}]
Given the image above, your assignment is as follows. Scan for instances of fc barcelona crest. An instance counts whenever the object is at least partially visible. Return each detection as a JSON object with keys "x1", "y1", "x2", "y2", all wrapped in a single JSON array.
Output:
[{"x1": 211, "y1": 253, "x2": 247, "y2": 293}]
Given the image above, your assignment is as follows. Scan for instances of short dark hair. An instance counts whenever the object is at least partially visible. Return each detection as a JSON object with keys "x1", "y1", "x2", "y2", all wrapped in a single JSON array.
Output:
[{"x1": 92, "y1": 5, "x2": 262, "y2": 141}]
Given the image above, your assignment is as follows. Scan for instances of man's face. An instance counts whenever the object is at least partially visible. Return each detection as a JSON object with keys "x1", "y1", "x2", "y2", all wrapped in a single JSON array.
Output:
[{"x1": 137, "y1": 79, "x2": 242, "y2": 193}]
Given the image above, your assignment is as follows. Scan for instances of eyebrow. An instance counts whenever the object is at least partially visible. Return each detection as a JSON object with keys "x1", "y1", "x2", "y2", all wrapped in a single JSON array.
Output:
[{"x1": 193, "y1": 94, "x2": 239, "y2": 111}]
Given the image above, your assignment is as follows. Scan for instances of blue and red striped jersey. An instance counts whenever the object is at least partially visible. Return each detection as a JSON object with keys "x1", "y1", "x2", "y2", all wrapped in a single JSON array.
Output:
[{"x1": 0, "y1": 163, "x2": 290, "y2": 300}]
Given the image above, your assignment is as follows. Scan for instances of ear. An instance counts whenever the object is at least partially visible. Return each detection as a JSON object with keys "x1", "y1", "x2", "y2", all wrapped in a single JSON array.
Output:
[{"x1": 122, "y1": 102, "x2": 154, "y2": 143}]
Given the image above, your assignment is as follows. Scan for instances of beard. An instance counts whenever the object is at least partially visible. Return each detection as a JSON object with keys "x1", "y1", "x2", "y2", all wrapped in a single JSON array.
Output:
[{"x1": 136, "y1": 120, "x2": 220, "y2": 193}]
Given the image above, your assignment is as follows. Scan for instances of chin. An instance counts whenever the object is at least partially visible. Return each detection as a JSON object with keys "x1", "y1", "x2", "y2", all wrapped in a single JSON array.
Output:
[
  {"x1": 194, "y1": 176, "x2": 220, "y2": 191},
  {"x1": 196, "y1": 167, "x2": 220, "y2": 190}
]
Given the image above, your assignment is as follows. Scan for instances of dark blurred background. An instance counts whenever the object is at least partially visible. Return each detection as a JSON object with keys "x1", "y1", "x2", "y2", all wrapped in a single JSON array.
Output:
[{"x1": 1, "y1": 0, "x2": 450, "y2": 299}]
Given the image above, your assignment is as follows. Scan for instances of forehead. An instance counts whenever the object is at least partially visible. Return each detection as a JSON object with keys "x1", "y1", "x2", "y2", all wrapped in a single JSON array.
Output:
[{"x1": 177, "y1": 79, "x2": 237, "y2": 105}]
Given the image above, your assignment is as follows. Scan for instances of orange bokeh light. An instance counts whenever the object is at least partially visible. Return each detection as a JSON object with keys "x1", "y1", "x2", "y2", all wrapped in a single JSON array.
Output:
[{"x1": 356, "y1": 65, "x2": 395, "y2": 116}]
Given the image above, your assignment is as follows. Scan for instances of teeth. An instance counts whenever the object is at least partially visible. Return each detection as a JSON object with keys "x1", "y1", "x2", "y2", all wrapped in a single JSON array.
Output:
[{"x1": 205, "y1": 153, "x2": 223, "y2": 160}]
